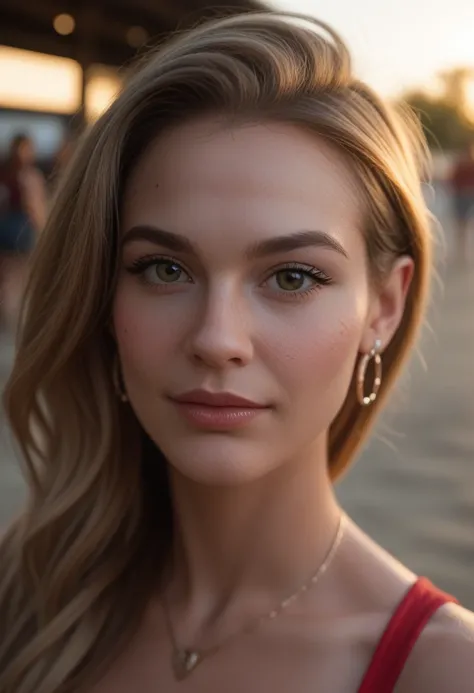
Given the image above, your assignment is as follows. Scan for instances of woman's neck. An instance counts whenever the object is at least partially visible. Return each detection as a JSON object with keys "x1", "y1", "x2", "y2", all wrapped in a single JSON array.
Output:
[{"x1": 163, "y1": 440, "x2": 340, "y2": 626}]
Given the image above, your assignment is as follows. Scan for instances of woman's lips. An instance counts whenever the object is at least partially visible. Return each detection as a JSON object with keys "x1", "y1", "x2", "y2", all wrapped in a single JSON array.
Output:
[{"x1": 169, "y1": 390, "x2": 269, "y2": 430}]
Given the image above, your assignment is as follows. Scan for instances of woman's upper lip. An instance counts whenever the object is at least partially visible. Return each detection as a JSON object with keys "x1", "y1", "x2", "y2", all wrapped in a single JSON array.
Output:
[{"x1": 171, "y1": 390, "x2": 267, "y2": 408}]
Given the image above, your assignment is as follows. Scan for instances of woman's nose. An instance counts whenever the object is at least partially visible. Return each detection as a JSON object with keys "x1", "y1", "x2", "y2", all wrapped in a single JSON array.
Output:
[{"x1": 186, "y1": 285, "x2": 254, "y2": 369}]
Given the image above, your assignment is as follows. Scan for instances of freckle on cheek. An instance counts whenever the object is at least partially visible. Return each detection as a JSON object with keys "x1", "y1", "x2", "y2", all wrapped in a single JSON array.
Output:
[{"x1": 338, "y1": 320, "x2": 353, "y2": 338}]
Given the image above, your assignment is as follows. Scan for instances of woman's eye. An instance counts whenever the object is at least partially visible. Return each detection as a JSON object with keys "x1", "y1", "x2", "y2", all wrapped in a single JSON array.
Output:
[
  {"x1": 274, "y1": 269, "x2": 312, "y2": 292},
  {"x1": 265, "y1": 266, "x2": 329, "y2": 293},
  {"x1": 142, "y1": 260, "x2": 191, "y2": 285}
]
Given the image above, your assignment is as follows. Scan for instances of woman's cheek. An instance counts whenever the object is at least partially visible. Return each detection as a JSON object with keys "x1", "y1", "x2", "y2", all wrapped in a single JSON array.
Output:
[
  {"x1": 112, "y1": 282, "x2": 183, "y2": 366},
  {"x1": 257, "y1": 296, "x2": 366, "y2": 394}
]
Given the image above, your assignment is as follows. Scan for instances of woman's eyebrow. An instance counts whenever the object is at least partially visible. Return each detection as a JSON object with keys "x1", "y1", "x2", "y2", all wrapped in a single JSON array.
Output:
[
  {"x1": 245, "y1": 230, "x2": 349, "y2": 260},
  {"x1": 122, "y1": 226, "x2": 196, "y2": 253},
  {"x1": 122, "y1": 226, "x2": 348, "y2": 259}
]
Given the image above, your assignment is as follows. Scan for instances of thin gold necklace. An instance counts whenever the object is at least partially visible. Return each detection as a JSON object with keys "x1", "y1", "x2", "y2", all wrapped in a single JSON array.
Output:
[{"x1": 161, "y1": 513, "x2": 345, "y2": 680}]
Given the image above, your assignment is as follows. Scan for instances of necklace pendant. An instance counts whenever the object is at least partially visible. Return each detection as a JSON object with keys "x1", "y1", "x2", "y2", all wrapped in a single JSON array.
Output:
[{"x1": 172, "y1": 649, "x2": 201, "y2": 680}]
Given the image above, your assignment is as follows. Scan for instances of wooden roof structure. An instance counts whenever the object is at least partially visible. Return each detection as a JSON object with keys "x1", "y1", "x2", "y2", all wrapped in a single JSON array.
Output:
[{"x1": 0, "y1": 0, "x2": 268, "y2": 68}]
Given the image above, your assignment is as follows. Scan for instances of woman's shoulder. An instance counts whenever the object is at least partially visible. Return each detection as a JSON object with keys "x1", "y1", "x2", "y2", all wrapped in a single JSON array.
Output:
[
  {"x1": 397, "y1": 600, "x2": 474, "y2": 693},
  {"x1": 340, "y1": 519, "x2": 474, "y2": 691}
]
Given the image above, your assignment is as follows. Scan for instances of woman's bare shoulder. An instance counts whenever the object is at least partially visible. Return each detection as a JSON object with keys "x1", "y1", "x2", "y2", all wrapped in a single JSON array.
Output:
[
  {"x1": 397, "y1": 601, "x2": 474, "y2": 692},
  {"x1": 339, "y1": 520, "x2": 474, "y2": 691}
]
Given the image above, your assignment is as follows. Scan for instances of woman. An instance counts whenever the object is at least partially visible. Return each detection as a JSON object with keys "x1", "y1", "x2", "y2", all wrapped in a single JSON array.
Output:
[
  {"x1": 450, "y1": 141, "x2": 474, "y2": 263},
  {"x1": 0, "y1": 134, "x2": 47, "y2": 326},
  {"x1": 0, "y1": 12, "x2": 473, "y2": 693}
]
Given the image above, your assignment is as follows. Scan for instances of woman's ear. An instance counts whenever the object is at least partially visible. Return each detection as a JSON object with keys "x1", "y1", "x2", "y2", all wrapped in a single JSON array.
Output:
[{"x1": 360, "y1": 256, "x2": 414, "y2": 353}]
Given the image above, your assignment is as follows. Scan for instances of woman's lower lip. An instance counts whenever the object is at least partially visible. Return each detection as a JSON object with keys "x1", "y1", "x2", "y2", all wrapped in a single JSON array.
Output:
[{"x1": 172, "y1": 402, "x2": 267, "y2": 429}]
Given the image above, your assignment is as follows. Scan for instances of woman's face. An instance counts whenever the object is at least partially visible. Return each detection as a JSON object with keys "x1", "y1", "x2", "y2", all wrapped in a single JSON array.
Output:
[{"x1": 114, "y1": 118, "x2": 407, "y2": 485}]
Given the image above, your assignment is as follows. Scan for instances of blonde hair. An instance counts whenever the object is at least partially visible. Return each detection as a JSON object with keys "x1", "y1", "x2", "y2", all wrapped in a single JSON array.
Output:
[{"x1": 0, "y1": 11, "x2": 432, "y2": 693}]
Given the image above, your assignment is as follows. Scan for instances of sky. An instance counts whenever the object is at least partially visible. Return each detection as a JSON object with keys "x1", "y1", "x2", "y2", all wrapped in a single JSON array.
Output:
[{"x1": 273, "y1": 0, "x2": 474, "y2": 96}]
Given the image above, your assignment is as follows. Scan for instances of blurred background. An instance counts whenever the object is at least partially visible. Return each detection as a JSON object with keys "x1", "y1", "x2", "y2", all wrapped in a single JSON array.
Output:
[{"x1": 0, "y1": 0, "x2": 473, "y2": 605}]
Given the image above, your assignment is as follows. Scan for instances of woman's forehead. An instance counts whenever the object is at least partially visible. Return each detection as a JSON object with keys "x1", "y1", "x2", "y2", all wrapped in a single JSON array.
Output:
[{"x1": 122, "y1": 118, "x2": 363, "y2": 245}]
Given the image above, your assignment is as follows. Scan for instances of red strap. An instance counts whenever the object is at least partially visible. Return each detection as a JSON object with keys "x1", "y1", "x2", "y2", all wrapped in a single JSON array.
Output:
[{"x1": 358, "y1": 577, "x2": 457, "y2": 693}]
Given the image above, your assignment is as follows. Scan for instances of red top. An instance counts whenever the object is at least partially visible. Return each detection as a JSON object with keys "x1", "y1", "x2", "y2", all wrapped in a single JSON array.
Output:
[
  {"x1": 358, "y1": 577, "x2": 457, "y2": 692},
  {"x1": 0, "y1": 166, "x2": 23, "y2": 213},
  {"x1": 451, "y1": 159, "x2": 474, "y2": 192}
]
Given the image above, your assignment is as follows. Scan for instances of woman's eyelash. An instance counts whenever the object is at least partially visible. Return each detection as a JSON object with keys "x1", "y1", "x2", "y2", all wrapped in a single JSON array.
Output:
[
  {"x1": 266, "y1": 262, "x2": 333, "y2": 285},
  {"x1": 127, "y1": 255, "x2": 163, "y2": 274},
  {"x1": 127, "y1": 254, "x2": 175, "y2": 274}
]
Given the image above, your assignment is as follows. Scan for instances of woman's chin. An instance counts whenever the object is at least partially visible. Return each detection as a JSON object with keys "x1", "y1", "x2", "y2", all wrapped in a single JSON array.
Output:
[{"x1": 161, "y1": 436, "x2": 281, "y2": 487}]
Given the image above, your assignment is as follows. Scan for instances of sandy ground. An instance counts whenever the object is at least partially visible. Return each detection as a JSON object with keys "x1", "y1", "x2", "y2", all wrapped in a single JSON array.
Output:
[{"x1": 1, "y1": 184, "x2": 473, "y2": 607}]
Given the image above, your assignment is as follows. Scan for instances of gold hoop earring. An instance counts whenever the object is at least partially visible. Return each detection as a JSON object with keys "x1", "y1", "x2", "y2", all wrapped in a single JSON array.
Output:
[
  {"x1": 357, "y1": 339, "x2": 382, "y2": 407},
  {"x1": 112, "y1": 355, "x2": 128, "y2": 403}
]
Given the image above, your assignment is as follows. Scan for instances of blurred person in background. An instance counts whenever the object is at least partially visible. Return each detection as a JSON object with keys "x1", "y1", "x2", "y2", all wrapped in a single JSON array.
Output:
[
  {"x1": 0, "y1": 12, "x2": 473, "y2": 693},
  {"x1": 0, "y1": 133, "x2": 47, "y2": 328},
  {"x1": 449, "y1": 140, "x2": 474, "y2": 263}
]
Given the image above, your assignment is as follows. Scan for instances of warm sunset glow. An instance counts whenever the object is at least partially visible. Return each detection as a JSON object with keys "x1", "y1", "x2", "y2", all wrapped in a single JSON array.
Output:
[
  {"x1": 85, "y1": 66, "x2": 123, "y2": 122},
  {"x1": 0, "y1": 46, "x2": 81, "y2": 113},
  {"x1": 0, "y1": 47, "x2": 124, "y2": 120},
  {"x1": 466, "y1": 80, "x2": 474, "y2": 122}
]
